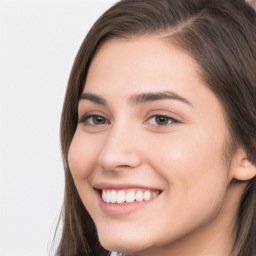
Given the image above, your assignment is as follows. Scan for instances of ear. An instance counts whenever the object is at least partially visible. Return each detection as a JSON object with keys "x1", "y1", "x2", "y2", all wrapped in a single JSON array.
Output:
[{"x1": 232, "y1": 147, "x2": 256, "y2": 181}]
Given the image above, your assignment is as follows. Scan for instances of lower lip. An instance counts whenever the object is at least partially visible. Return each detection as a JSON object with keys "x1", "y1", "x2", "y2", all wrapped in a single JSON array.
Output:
[{"x1": 96, "y1": 191, "x2": 159, "y2": 216}]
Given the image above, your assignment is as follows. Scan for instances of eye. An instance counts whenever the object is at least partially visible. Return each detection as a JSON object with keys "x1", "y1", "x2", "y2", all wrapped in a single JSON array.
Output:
[
  {"x1": 147, "y1": 115, "x2": 177, "y2": 126},
  {"x1": 79, "y1": 114, "x2": 110, "y2": 125}
]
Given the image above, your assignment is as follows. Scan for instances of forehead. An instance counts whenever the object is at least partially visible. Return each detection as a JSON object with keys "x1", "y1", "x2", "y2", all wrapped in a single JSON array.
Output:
[{"x1": 85, "y1": 36, "x2": 203, "y2": 95}]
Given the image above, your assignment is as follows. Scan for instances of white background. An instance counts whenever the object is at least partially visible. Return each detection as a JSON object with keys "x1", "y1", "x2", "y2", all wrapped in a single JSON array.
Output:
[{"x1": 0, "y1": 1, "x2": 118, "y2": 255}]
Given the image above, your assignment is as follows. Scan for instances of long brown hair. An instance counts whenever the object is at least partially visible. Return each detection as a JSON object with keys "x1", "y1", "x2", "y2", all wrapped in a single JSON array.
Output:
[{"x1": 56, "y1": 0, "x2": 256, "y2": 255}]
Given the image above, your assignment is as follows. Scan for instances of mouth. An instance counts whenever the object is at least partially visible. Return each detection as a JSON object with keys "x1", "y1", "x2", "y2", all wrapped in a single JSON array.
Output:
[
  {"x1": 100, "y1": 188, "x2": 161, "y2": 204},
  {"x1": 94, "y1": 183, "x2": 162, "y2": 215},
  {"x1": 93, "y1": 184, "x2": 162, "y2": 215}
]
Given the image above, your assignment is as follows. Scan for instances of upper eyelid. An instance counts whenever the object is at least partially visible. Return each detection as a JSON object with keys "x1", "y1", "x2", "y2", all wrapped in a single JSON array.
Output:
[
  {"x1": 145, "y1": 110, "x2": 182, "y2": 122},
  {"x1": 79, "y1": 114, "x2": 178, "y2": 129},
  {"x1": 146, "y1": 115, "x2": 180, "y2": 124},
  {"x1": 79, "y1": 114, "x2": 109, "y2": 123},
  {"x1": 79, "y1": 110, "x2": 110, "y2": 120},
  {"x1": 78, "y1": 109, "x2": 182, "y2": 126},
  {"x1": 148, "y1": 114, "x2": 177, "y2": 119}
]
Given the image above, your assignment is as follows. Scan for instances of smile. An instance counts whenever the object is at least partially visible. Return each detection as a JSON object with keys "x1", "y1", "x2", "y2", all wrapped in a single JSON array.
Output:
[
  {"x1": 102, "y1": 189, "x2": 160, "y2": 204},
  {"x1": 94, "y1": 184, "x2": 162, "y2": 216}
]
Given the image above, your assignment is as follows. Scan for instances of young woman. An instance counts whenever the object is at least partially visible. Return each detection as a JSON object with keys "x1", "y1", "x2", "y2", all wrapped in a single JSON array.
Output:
[{"x1": 56, "y1": 0, "x2": 256, "y2": 255}]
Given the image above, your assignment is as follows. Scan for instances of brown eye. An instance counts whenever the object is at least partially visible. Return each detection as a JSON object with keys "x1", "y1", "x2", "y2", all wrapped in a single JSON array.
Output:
[
  {"x1": 148, "y1": 115, "x2": 176, "y2": 126},
  {"x1": 92, "y1": 115, "x2": 106, "y2": 125},
  {"x1": 155, "y1": 116, "x2": 170, "y2": 125},
  {"x1": 79, "y1": 115, "x2": 109, "y2": 125}
]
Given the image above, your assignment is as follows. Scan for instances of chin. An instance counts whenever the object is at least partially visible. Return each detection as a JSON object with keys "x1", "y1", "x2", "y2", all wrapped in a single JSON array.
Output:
[{"x1": 98, "y1": 232, "x2": 153, "y2": 254}]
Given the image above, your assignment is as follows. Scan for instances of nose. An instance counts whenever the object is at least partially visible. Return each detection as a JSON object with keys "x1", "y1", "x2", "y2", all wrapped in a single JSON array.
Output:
[{"x1": 98, "y1": 123, "x2": 142, "y2": 172}]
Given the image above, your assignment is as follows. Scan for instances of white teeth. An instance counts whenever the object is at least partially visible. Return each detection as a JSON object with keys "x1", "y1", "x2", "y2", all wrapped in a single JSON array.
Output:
[
  {"x1": 102, "y1": 190, "x2": 107, "y2": 202},
  {"x1": 106, "y1": 190, "x2": 111, "y2": 203},
  {"x1": 135, "y1": 190, "x2": 144, "y2": 202},
  {"x1": 102, "y1": 189, "x2": 160, "y2": 204},
  {"x1": 126, "y1": 191, "x2": 136, "y2": 203},
  {"x1": 143, "y1": 190, "x2": 151, "y2": 201},
  {"x1": 110, "y1": 190, "x2": 117, "y2": 203},
  {"x1": 117, "y1": 190, "x2": 125, "y2": 203}
]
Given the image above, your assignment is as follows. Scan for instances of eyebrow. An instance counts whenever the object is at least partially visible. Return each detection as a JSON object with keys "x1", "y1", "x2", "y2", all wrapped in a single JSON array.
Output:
[
  {"x1": 79, "y1": 93, "x2": 107, "y2": 105},
  {"x1": 129, "y1": 91, "x2": 193, "y2": 106},
  {"x1": 79, "y1": 91, "x2": 192, "y2": 107}
]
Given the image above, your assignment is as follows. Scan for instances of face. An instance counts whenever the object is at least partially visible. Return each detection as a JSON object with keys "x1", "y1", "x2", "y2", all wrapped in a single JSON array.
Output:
[{"x1": 68, "y1": 37, "x2": 240, "y2": 255}]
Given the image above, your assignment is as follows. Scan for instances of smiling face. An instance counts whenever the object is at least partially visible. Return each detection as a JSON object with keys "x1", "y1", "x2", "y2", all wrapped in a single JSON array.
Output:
[{"x1": 68, "y1": 37, "x2": 244, "y2": 255}]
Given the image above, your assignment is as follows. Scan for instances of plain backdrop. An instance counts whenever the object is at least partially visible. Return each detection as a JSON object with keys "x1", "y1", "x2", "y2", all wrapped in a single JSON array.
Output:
[{"x1": 0, "y1": 1, "x2": 118, "y2": 255}]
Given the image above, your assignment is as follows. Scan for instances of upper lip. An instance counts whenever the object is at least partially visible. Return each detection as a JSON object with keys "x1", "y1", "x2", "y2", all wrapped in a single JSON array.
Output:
[{"x1": 93, "y1": 182, "x2": 162, "y2": 191}]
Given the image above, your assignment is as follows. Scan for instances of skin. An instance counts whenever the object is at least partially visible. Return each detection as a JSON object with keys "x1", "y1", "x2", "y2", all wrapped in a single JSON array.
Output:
[{"x1": 68, "y1": 37, "x2": 251, "y2": 256}]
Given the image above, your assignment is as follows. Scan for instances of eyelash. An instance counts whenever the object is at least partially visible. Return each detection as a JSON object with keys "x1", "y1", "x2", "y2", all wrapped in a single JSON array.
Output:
[
  {"x1": 79, "y1": 114, "x2": 179, "y2": 127},
  {"x1": 146, "y1": 115, "x2": 179, "y2": 127},
  {"x1": 79, "y1": 114, "x2": 110, "y2": 125}
]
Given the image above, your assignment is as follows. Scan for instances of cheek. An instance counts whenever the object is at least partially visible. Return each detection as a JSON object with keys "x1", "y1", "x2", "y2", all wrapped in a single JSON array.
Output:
[
  {"x1": 68, "y1": 131, "x2": 103, "y2": 216},
  {"x1": 144, "y1": 133, "x2": 229, "y2": 236},
  {"x1": 149, "y1": 125, "x2": 228, "y2": 196},
  {"x1": 153, "y1": 132, "x2": 223, "y2": 169},
  {"x1": 68, "y1": 131, "x2": 100, "y2": 179}
]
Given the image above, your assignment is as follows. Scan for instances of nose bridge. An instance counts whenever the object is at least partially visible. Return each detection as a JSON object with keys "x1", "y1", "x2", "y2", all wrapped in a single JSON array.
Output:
[{"x1": 98, "y1": 118, "x2": 141, "y2": 170}]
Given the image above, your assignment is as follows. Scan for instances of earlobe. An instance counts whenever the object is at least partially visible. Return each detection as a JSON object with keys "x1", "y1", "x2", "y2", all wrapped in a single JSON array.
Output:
[{"x1": 233, "y1": 157, "x2": 256, "y2": 181}]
